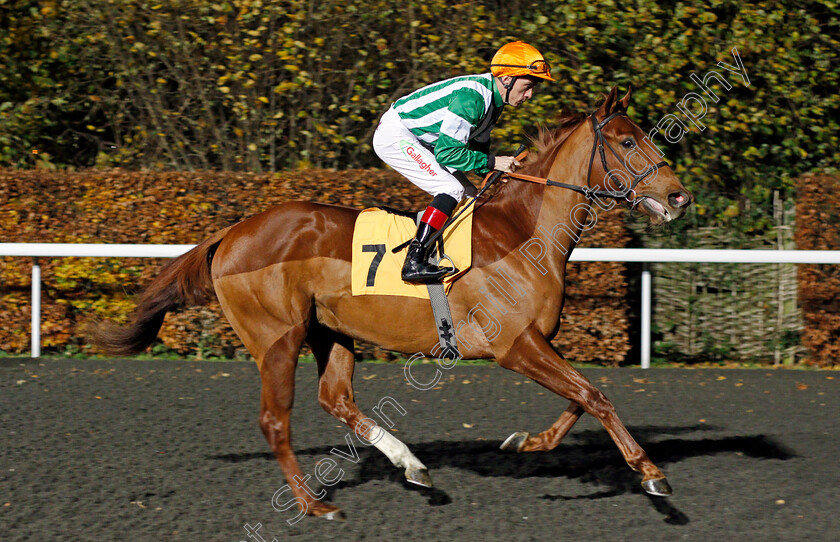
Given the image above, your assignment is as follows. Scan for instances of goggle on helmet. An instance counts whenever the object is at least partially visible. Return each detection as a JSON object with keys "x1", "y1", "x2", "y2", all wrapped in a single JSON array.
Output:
[{"x1": 490, "y1": 41, "x2": 555, "y2": 81}]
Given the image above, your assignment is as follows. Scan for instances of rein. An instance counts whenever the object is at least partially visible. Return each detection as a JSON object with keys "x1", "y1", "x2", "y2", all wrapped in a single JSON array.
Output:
[
  {"x1": 416, "y1": 110, "x2": 668, "y2": 254},
  {"x1": 493, "y1": 111, "x2": 669, "y2": 207}
]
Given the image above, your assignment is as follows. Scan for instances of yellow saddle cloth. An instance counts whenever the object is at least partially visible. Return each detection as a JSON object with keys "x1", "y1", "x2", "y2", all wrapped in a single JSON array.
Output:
[{"x1": 351, "y1": 205, "x2": 474, "y2": 299}]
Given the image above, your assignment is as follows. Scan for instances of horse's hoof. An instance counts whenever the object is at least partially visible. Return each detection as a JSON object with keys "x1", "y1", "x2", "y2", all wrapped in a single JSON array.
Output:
[
  {"x1": 405, "y1": 467, "x2": 433, "y2": 488},
  {"x1": 500, "y1": 431, "x2": 530, "y2": 453},
  {"x1": 642, "y1": 477, "x2": 673, "y2": 497},
  {"x1": 321, "y1": 510, "x2": 346, "y2": 521}
]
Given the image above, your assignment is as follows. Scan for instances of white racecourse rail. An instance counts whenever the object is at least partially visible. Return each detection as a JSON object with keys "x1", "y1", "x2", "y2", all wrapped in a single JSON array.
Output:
[{"x1": 3, "y1": 243, "x2": 840, "y2": 366}]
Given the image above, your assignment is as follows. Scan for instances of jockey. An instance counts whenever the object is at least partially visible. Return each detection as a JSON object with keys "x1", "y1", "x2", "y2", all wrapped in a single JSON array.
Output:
[{"x1": 373, "y1": 41, "x2": 554, "y2": 283}]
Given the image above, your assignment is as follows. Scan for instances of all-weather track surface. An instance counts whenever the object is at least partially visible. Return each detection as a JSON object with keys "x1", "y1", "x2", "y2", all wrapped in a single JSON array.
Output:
[{"x1": 1, "y1": 358, "x2": 837, "y2": 541}]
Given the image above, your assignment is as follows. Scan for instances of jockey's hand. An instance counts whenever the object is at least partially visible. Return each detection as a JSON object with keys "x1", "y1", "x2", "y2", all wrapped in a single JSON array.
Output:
[{"x1": 494, "y1": 155, "x2": 520, "y2": 174}]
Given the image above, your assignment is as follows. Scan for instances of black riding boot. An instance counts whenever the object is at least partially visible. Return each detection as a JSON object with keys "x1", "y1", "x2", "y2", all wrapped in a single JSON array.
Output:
[{"x1": 401, "y1": 222, "x2": 449, "y2": 283}]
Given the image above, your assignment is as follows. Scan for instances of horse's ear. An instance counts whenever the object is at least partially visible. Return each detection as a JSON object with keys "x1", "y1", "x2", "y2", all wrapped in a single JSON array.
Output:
[
  {"x1": 618, "y1": 84, "x2": 633, "y2": 111},
  {"x1": 597, "y1": 86, "x2": 619, "y2": 117}
]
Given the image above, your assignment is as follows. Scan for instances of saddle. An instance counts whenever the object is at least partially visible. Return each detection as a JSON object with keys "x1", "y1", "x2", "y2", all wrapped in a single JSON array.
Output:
[
  {"x1": 350, "y1": 204, "x2": 474, "y2": 299},
  {"x1": 351, "y1": 204, "x2": 475, "y2": 359}
]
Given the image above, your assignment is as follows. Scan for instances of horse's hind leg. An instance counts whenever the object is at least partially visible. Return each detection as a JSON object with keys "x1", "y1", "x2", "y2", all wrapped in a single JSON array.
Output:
[
  {"x1": 307, "y1": 324, "x2": 432, "y2": 488},
  {"x1": 259, "y1": 323, "x2": 343, "y2": 520},
  {"x1": 497, "y1": 325, "x2": 672, "y2": 497},
  {"x1": 500, "y1": 402, "x2": 585, "y2": 453}
]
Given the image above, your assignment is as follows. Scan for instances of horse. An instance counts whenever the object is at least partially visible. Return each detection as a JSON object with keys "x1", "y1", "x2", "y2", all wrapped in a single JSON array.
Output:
[{"x1": 91, "y1": 86, "x2": 693, "y2": 520}]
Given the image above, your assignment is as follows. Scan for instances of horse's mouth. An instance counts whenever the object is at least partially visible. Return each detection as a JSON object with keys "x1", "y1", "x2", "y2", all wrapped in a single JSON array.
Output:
[{"x1": 637, "y1": 197, "x2": 672, "y2": 224}]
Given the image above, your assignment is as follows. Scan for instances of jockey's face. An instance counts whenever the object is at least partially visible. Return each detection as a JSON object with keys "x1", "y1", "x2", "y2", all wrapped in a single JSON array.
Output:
[{"x1": 500, "y1": 76, "x2": 540, "y2": 107}]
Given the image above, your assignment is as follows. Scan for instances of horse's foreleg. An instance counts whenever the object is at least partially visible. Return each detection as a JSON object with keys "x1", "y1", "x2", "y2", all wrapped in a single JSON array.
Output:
[
  {"x1": 497, "y1": 325, "x2": 672, "y2": 496},
  {"x1": 259, "y1": 325, "x2": 343, "y2": 520},
  {"x1": 500, "y1": 402, "x2": 584, "y2": 453},
  {"x1": 309, "y1": 326, "x2": 432, "y2": 488}
]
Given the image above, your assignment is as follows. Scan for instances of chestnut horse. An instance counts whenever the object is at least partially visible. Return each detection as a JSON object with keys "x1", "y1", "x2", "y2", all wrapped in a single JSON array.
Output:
[{"x1": 92, "y1": 86, "x2": 692, "y2": 519}]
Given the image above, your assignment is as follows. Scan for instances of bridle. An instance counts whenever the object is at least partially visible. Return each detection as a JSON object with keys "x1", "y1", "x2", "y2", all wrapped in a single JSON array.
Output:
[
  {"x1": 586, "y1": 110, "x2": 670, "y2": 204},
  {"x1": 502, "y1": 110, "x2": 670, "y2": 207}
]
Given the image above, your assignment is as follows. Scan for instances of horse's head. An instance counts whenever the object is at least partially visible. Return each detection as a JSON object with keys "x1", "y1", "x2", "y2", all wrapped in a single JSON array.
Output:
[{"x1": 587, "y1": 86, "x2": 693, "y2": 224}]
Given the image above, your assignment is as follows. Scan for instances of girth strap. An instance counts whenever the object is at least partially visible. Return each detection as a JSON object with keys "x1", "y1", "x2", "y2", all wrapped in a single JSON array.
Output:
[{"x1": 416, "y1": 212, "x2": 460, "y2": 360}]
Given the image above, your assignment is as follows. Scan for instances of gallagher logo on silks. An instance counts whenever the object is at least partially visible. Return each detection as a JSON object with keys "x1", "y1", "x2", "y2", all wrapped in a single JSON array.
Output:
[{"x1": 400, "y1": 140, "x2": 438, "y2": 177}]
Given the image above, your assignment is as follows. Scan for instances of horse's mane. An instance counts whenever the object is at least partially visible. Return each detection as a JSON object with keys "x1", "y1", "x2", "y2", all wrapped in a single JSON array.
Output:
[{"x1": 522, "y1": 112, "x2": 587, "y2": 177}]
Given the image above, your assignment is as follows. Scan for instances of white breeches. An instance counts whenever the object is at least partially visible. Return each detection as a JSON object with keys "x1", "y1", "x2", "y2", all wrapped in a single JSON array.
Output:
[{"x1": 373, "y1": 107, "x2": 469, "y2": 202}]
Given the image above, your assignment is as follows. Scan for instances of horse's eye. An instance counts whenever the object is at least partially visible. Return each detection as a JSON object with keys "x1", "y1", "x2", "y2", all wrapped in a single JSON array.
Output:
[{"x1": 622, "y1": 138, "x2": 635, "y2": 149}]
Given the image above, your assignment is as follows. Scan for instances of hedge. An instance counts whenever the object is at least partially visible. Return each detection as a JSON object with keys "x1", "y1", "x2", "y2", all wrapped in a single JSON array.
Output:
[
  {"x1": 795, "y1": 172, "x2": 840, "y2": 367},
  {"x1": 2, "y1": 0, "x2": 838, "y2": 239},
  {"x1": 0, "y1": 168, "x2": 631, "y2": 364}
]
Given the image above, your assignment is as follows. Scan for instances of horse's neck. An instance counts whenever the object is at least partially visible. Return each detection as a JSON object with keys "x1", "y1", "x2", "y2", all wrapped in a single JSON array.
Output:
[
  {"x1": 497, "y1": 131, "x2": 592, "y2": 274},
  {"x1": 533, "y1": 132, "x2": 593, "y2": 269},
  {"x1": 472, "y1": 127, "x2": 593, "y2": 272}
]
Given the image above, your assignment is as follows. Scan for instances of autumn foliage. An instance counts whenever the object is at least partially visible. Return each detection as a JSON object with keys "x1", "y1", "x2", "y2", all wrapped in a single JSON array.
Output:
[
  {"x1": 795, "y1": 173, "x2": 840, "y2": 368},
  {"x1": 0, "y1": 168, "x2": 631, "y2": 364},
  {"x1": 2, "y1": 0, "x2": 838, "y2": 238}
]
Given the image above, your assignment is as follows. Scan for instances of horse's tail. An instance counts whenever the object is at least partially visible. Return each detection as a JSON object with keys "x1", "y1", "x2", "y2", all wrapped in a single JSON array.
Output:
[{"x1": 89, "y1": 226, "x2": 233, "y2": 356}]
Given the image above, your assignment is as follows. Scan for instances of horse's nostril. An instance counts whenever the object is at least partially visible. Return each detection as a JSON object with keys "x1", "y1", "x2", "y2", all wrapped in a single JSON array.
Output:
[{"x1": 669, "y1": 192, "x2": 690, "y2": 208}]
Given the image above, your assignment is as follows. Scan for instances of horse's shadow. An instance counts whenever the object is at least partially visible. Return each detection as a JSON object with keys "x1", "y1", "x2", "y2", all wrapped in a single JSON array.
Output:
[{"x1": 211, "y1": 424, "x2": 796, "y2": 525}]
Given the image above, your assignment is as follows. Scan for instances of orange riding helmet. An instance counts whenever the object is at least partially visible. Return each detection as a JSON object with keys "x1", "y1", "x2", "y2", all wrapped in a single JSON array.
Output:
[{"x1": 490, "y1": 41, "x2": 555, "y2": 81}]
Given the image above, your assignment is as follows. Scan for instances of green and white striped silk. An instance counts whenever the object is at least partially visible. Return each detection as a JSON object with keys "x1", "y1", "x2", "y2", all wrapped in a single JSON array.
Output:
[{"x1": 392, "y1": 73, "x2": 504, "y2": 175}]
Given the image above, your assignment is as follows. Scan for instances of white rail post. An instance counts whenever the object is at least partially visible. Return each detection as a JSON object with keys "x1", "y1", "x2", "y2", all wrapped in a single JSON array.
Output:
[
  {"x1": 641, "y1": 263, "x2": 651, "y2": 369},
  {"x1": 31, "y1": 257, "x2": 41, "y2": 358}
]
